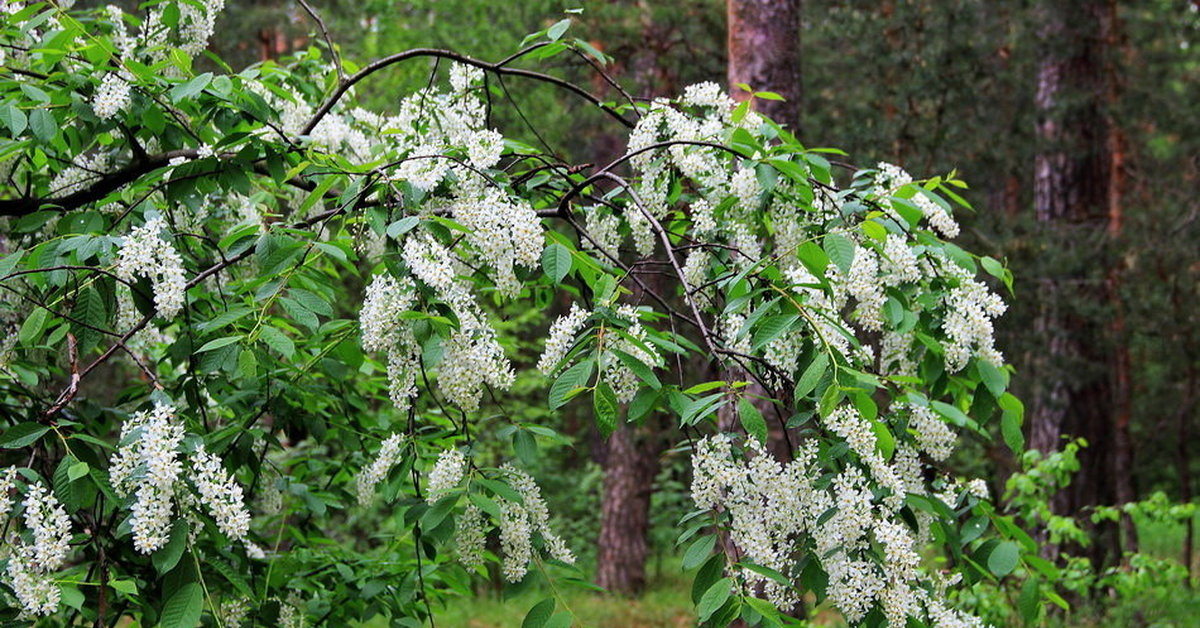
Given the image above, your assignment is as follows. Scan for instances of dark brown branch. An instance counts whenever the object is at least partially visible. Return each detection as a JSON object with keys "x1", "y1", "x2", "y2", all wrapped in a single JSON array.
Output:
[{"x1": 302, "y1": 47, "x2": 633, "y2": 135}]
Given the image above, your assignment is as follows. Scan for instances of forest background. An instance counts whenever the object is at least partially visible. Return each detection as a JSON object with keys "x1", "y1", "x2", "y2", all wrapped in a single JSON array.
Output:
[{"x1": 47, "y1": 0, "x2": 1200, "y2": 626}]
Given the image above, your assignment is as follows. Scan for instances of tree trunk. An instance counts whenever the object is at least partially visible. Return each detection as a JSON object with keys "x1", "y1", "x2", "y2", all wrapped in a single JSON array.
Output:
[
  {"x1": 595, "y1": 422, "x2": 661, "y2": 595},
  {"x1": 726, "y1": 0, "x2": 801, "y2": 130},
  {"x1": 1028, "y1": 0, "x2": 1129, "y2": 567}
]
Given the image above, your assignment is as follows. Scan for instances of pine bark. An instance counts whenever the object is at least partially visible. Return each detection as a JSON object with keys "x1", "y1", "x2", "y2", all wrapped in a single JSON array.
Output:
[
  {"x1": 1028, "y1": 0, "x2": 1133, "y2": 566},
  {"x1": 726, "y1": 0, "x2": 801, "y2": 130},
  {"x1": 595, "y1": 423, "x2": 661, "y2": 595}
]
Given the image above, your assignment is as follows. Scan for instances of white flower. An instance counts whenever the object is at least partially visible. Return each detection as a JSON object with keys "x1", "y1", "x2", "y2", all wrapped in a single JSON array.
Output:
[
  {"x1": 356, "y1": 433, "x2": 405, "y2": 505},
  {"x1": 188, "y1": 445, "x2": 253, "y2": 543},
  {"x1": 115, "y1": 217, "x2": 187, "y2": 319},
  {"x1": 93, "y1": 72, "x2": 131, "y2": 120},
  {"x1": 455, "y1": 504, "x2": 487, "y2": 570},
  {"x1": 110, "y1": 402, "x2": 185, "y2": 553},
  {"x1": 426, "y1": 449, "x2": 466, "y2": 504},
  {"x1": 537, "y1": 303, "x2": 589, "y2": 375}
]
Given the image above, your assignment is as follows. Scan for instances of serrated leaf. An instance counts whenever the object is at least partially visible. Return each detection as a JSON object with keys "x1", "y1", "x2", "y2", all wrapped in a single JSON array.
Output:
[
  {"x1": 29, "y1": 109, "x2": 55, "y2": 142},
  {"x1": 541, "y1": 243, "x2": 572, "y2": 283},
  {"x1": 738, "y1": 398, "x2": 767, "y2": 445},
  {"x1": 153, "y1": 520, "x2": 188, "y2": 574},
  {"x1": 1, "y1": 422, "x2": 50, "y2": 449},
  {"x1": 18, "y1": 306, "x2": 48, "y2": 346},
  {"x1": 196, "y1": 335, "x2": 242, "y2": 353},
  {"x1": 522, "y1": 598, "x2": 556, "y2": 628},
  {"x1": 593, "y1": 381, "x2": 618, "y2": 438},
  {"x1": 682, "y1": 534, "x2": 716, "y2": 570},
  {"x1": 696, "y1": 577, "x2": 733, "y2": 623},
  {"x1": 546, "y1": 18, "x2": 571, "y2": 41},
  {"x1": 258, "y1": 326, "x2": 295, "y2": 358},
  {"x1": 70, "y1": 285, "x2": 106, "y2": 354},
  {"x1": 169, "y1": 73, "x2": 211, "y2": 102},
  {"x1": 0, "y1": 104, "x2": 28, "y2": 136},
  {"x1": 987, "y1": 541, "x2": 1019, "y2": 577},
  {"x1": 612, "y1": 349, "x2": 660, "y2": 390},
  {"x1": 159, "y1": 581, "x2": 203, "y2": 628},
  {"x1": 1019, "y1": 577, "x2": 1041, "y2": 623},
  {"x1": 68, "y1": 460, "x2": 89, "y2": 481},
  {"x1": 795, "y1": 352, "x2": 829, "y2": 398},
  {"x1": 514, "y1": 429, "x2": 537, "y2": 466},
  {"x1": 824, "y1": 233, "x2": 855, "y2": 272},
  {"x1": 549, "y1": 359, "x2": 593, "y2": 410}
]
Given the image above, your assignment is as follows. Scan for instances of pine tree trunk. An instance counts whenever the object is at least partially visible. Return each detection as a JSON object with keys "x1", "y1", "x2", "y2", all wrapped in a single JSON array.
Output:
[
  {"x1": 595, "y1": 423, "x2": 661, "y2": 595},
  {"x1": 1029, "y1": 0, "x2": 1129, "y2": 567},
  {"x1": 726, "y1": 0, "x2": 801, "y2": 130}
]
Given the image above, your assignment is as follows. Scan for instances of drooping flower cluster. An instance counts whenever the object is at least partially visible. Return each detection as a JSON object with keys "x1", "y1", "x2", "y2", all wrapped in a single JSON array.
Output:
[
  {"x1": 537, "y1": 303, "x2": 590, "y2": 375},
  {"x1": 190, "y1": 445, "x2": 252, "y2": 542},
  {"x1": 691, "y1": 434, "x2": 982, "y2": 627},
  {"x1": 356, "y1": 433, "x2": 406, "y2": 505},
  {"x1": 604, "y1": 305, "x2": 665, "y2": 402},
  {"x1": 115, "y1": 217, "x2": 187, "y2": 319},
  {"x1": 426, "y1": 448, "x2": 467, "y2": 504},
  {"x1": 109, "y1": 402, "x2": 257, "y2": 555},
  {"x1": 449, "y1": 464, "x2": 575, "y2": 582},
  {"x1": 0, "y1": 474, "x2": 73, "y2": 617}
]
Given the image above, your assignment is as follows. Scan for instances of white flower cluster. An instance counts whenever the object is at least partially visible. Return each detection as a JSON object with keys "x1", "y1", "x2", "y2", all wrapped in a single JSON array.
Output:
[
  {"x1": 356, "y1": 433, "x2": 406, "y2": 505},
  {"x1": 110, "y1": 402, "x2": 185, "y2": 553},
  {"x1": 690, "y1": 434, "x2": 983, "y2": 627},
  {"x1": 0, "y1": 474, "x2": 73, "y2": 617},
  {"x1": 455, "y1": 504, "x2": 487, "y2": 570},
  {"x1": 874, "y1": 162, "x2": 960, "y2": 238},
  {"x1": 358, "y1": 274, "x2": 421, "y2": 413},
  {"x1": 939, "y1": 258, "x2": 1007, "y2": 372},
  {"x1": 190, "y1": 445, "x2": 252, "y2": 543},
  {"x1": 537, "y1": 303, "x2": 590, "y2": 375},
  {"x1": 115, "y1": 217, "x2": 187, "y2": 319},
  {"x1": 605, "y1": 305, "x2": 664, "y2": 403},
  {"x1": 93, "y1": 71, "x2": 132, "y2": 120},
  {"x1": 426, "y1": 448, "x2": 466, "y2": 504},
  {"x1": 109, "y1": 402, "x2": 257, "y2": 555},
  {"x1": 451, "y1": 465, "x2": 574, "y2": 581}
]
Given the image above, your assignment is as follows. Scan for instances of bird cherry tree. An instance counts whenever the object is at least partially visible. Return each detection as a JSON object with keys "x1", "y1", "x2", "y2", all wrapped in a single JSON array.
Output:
[{"x1": 0, "y1": 1, "x2": 1050, "y2": 626}]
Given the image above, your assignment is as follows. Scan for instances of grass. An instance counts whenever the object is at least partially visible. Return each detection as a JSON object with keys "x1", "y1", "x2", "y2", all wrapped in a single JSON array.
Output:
[{"x1": 432, "y1": 561, "x2": 697, "y2": 628}]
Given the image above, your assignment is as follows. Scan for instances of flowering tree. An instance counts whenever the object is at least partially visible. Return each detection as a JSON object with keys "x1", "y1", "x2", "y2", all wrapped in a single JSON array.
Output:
[{"x1": 0, "y1": 1, "x2": 1050, "y2": 626}]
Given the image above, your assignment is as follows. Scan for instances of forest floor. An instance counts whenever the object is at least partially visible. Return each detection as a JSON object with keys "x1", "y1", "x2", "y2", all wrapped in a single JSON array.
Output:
[{"x1": 425, "y1": 513, "x2": 1200, "y2": 627}]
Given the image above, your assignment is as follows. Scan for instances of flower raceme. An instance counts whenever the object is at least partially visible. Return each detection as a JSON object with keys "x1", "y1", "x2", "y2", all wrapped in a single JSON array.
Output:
[{"x1": 0, "y1": 0, "x2": 1027, "y2": 623}]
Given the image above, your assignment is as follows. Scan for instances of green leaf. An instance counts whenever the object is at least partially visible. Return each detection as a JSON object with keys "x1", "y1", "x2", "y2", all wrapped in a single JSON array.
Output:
[
  {"x1": 1019, "y1": 577, "x2": 1041, "y2": 623},
  {"x1": 169, "y1": 73, "x2": 212, "y2": 102},
  {"x1": 153, "y1": 520, "x2": 188, "y2": 574},
  {"x1": 795, "y1": 353, "x2": 829, "y2": 398},
  {"x1": 70, "y1": 285, "x2": 106, "y2": 354},
  {"x1": 110, "y1": 580, "x2": 137, "y2": 595},
  {"x1": 522, "y1": 598, "x2": 556, "y2": 628},
  {"x1": 978, "y1": 361, "x2": 1008, "y2": 398},
  {"x1": 18, "y1": 306, "x2": 49, "y2": 346},
  {"x1": 1002, "y1": 405, "x2": 1024, "y2": 453},
  {"x1": 682, "y1": 534, "x2": 716, "y2": 570},
  {"x1": 931, "y1": 400, "x2": 972, "y2": 428},
  {"x1": 0, "y1": 104, "x2": 28, "y2": 136},
  {"x1": 258, "y1": 326, "x2": 295, "y2": 359},
  {"x1": 696, "y1": 577, "x2": 733, "y2": 623},
  {"x1": 796, "y1": 242, "x2": 830, "y2": 278},
  {"x1": 546, "y1": 18, "x2": 571, "y2": 41},
  {"x1": 999, "y1": 392, "x2": 1025, "y2": 453},
  {"x1": 159, "y1": 581, "x2": 203, "y2": 628},
  {"x1": 541, "y1": 243, "x2": 572, "y2": 283},
  {"x1": 823, "y1": 233, "x2": 855, "y2": 272},
  {"x1": 29, "y1": 109, "x2": 55, "y2": 142},
  {"x1": 196, "y1": 335, "x2": 242, "y2": 353},
  {"x1": 987, "y1": 541, "x2": 1019, "y2": 577},
  {"x1": 67, "y1": 460, "x2": 89, "y2": 481},
  {"x1": 549, "y1": 359, "x2": 593, "y2": 410},
  {"x1": 387, "y1": 216, "x2": 419, "y2": 239},
  {"x1": 513, "y1": 430, "x2": 537, "y2": 466},
  {"x1": 871, "y1": 421, "x2": 895, "y2": 459},
  {"x1": 612, "y1": 349, "x2": 660, "y2": 390},
  {"x1": 0, "y1": 249, "x2": 23, "y2": 278},
  {"x1": 738, "y1": 398, "x2": 767, "y2": 445},
  {"x1": 961, "y1": 516, "x2": 988, "y2": 545},
  {"x1": 593, "y1": 380, "x2": 618, "y2": 438},
  {"x1": 1, "y1": 423, "x2": 50, "y2": 449}
]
